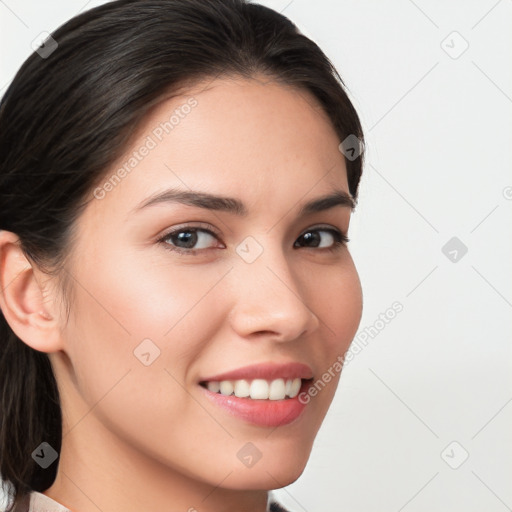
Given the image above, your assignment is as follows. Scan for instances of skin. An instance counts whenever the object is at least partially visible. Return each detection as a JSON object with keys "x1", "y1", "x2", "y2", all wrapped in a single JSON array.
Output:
[{"x1": 0, "y1": 74, "x2": 363, "y2": 512}]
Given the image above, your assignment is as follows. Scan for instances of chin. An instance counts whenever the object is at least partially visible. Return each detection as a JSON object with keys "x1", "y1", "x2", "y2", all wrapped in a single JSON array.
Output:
[{"x1": 222, "y1": 449, "x2": 311, "y2": 490}]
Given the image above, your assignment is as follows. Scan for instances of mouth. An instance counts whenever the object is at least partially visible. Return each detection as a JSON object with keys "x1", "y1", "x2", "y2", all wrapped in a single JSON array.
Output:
[
  {"x1": 198, "y1": 362, "x2": 314, "y2": 427},
  {"x1": 199, "y1": 377, "x2": 310, "y2": 400}
]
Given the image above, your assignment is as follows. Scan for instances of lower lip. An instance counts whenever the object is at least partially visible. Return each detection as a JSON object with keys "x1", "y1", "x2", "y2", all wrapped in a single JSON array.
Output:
[{"x1": 200, "y1": 380, "x2": 311, "y2": 427}]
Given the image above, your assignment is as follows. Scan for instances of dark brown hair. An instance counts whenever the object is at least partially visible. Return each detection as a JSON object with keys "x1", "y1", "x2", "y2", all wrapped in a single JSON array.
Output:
[{"x1": 0, "y1": 0, "x2": 364, "y2": 509}]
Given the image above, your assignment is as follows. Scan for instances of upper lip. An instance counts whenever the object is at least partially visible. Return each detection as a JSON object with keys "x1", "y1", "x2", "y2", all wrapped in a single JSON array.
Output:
[{"x1": 200, "y1": 362, "x2": 314, "y2": 382}]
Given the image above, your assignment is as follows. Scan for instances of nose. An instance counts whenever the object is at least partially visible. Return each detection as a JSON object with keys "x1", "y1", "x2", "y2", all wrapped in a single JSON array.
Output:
[{"x1": 227, "y1": 247, "x2": 321, "y2": 343}]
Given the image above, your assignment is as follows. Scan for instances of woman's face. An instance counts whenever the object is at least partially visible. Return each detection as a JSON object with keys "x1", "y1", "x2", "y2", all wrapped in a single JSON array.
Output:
[{"x1": 53, "y1": 75, "x2": 363, "y2": 491}]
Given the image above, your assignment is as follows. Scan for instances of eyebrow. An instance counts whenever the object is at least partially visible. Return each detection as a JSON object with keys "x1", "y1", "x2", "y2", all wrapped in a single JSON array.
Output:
[{"x1": 131, "y1": 187, "x2": 355, "y2": 217}]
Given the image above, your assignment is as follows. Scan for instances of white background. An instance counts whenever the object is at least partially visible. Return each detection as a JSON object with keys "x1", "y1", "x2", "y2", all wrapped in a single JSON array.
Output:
[{"x1": 1, "y1": 1, "x2": 511, "y2": 511}]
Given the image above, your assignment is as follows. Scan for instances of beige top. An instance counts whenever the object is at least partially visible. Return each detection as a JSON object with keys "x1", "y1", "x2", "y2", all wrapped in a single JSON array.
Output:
[{"x1": 28, "y1": 491, "x2": 72, "y2": 512}]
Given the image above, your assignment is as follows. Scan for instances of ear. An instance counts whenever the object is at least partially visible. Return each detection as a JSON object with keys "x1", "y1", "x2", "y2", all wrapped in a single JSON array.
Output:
[{"x1": 0, "y1": 230, "x2": 64, "y2": 353}]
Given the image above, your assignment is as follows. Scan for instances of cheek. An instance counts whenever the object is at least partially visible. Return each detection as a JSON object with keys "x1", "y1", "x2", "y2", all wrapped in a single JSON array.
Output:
[
  {"x1": 316, "y1": 257, "x2": 363, "y2": 354},
  {"x1": 295, "y1": 257, "x2": 362, "y2": 416},
  {"x1": 60, "y1": 257, "x2": 220, "y2": 471},
  {"x1": 107, "y1": 249, "x2": 233, "y2": 332},
  {"x1": 69, "y1": 245, "x2": 227, "y2": 344},
  {"x1": 62, "y1": 248, "x2": 230, "y2": 400}
]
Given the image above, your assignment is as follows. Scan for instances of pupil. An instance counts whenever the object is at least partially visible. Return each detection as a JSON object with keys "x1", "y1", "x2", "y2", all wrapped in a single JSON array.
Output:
[
  {"x1": 175, "y1": 231, "x2": 197, "y2": 248},
  {"x1": 303, "y1": 231, "x2": 319, "y2": 247}
]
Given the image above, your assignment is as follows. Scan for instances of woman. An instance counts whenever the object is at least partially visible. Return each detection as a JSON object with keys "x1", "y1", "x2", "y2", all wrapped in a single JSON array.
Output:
[{"x1": 0, "y1": 0, "x2": 365, "y2": 510}]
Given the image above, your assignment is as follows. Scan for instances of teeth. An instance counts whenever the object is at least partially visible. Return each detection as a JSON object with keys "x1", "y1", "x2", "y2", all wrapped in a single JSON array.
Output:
[
  {"x1": 234, "y1": 379, "x2": 250, "y2": 398},
  {"x1": 205, "y1": 377, "x2": 302, "y2": 400},
  {"x1": 250, "y1": 379, "x2": 269, "y2": 399},
  {"x1": 288, "y1": 378, "x2": 301, "y2": 398},
  {"x1": 268, "y1": 378, "x2": 286, "y2": 400},
  {"x1": 207, "y1": 381, "x2": 220, "y2": 393},
  {"x1": 219, "y1": 381, "x2": 234, "y2": 396}
]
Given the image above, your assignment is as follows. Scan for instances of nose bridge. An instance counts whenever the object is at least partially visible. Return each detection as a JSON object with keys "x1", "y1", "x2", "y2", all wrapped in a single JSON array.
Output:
[{"x1": 227, "y1": 237, "x2": 320, "y2": 341}]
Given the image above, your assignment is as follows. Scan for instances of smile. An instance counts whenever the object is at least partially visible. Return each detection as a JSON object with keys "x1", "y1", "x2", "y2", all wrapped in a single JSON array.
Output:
[
  {"x1": 201, "y1": 378, "x2": 303, "y2": 400},
  {"x1": 198, "y1": 362, "x2": 314, "y2": 427}
]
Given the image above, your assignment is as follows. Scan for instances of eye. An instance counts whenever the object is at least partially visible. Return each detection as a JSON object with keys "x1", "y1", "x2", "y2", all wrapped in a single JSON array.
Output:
[
  {"x1": 157, "y1": 224, "x2": 223, "y2": 255},
  {"x1": 156, "y1": 224, "x2": 349, "y2": 256},
  {"x1": 294, "y1": 227, "x2": 349, "y2": 252}
]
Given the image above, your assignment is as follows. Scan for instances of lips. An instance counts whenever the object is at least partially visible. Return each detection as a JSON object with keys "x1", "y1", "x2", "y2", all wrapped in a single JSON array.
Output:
[{"x1": 198, "y1": 362, "x2": 314, "y2": 427}]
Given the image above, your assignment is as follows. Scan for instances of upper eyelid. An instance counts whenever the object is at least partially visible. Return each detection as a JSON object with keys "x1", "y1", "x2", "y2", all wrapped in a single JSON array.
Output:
[{"x1": 157, "y1": 222, "x2": 220, "y2": 240}]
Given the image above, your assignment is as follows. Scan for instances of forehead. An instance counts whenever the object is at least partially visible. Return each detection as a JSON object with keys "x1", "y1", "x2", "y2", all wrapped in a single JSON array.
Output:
[{"x1": 87, "y1": 75, "x2": 349, "y2": 221}]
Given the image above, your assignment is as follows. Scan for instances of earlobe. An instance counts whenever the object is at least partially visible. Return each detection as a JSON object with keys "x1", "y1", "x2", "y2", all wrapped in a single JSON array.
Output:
[{"x1": 0, "y1": 230, "x2": 63, "y2": 353}]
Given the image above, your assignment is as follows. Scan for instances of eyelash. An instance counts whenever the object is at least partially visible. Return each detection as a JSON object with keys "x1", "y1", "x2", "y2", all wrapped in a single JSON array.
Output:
[{"x1": 156, "y1": 223, "x2": 350, "y2": 256}]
